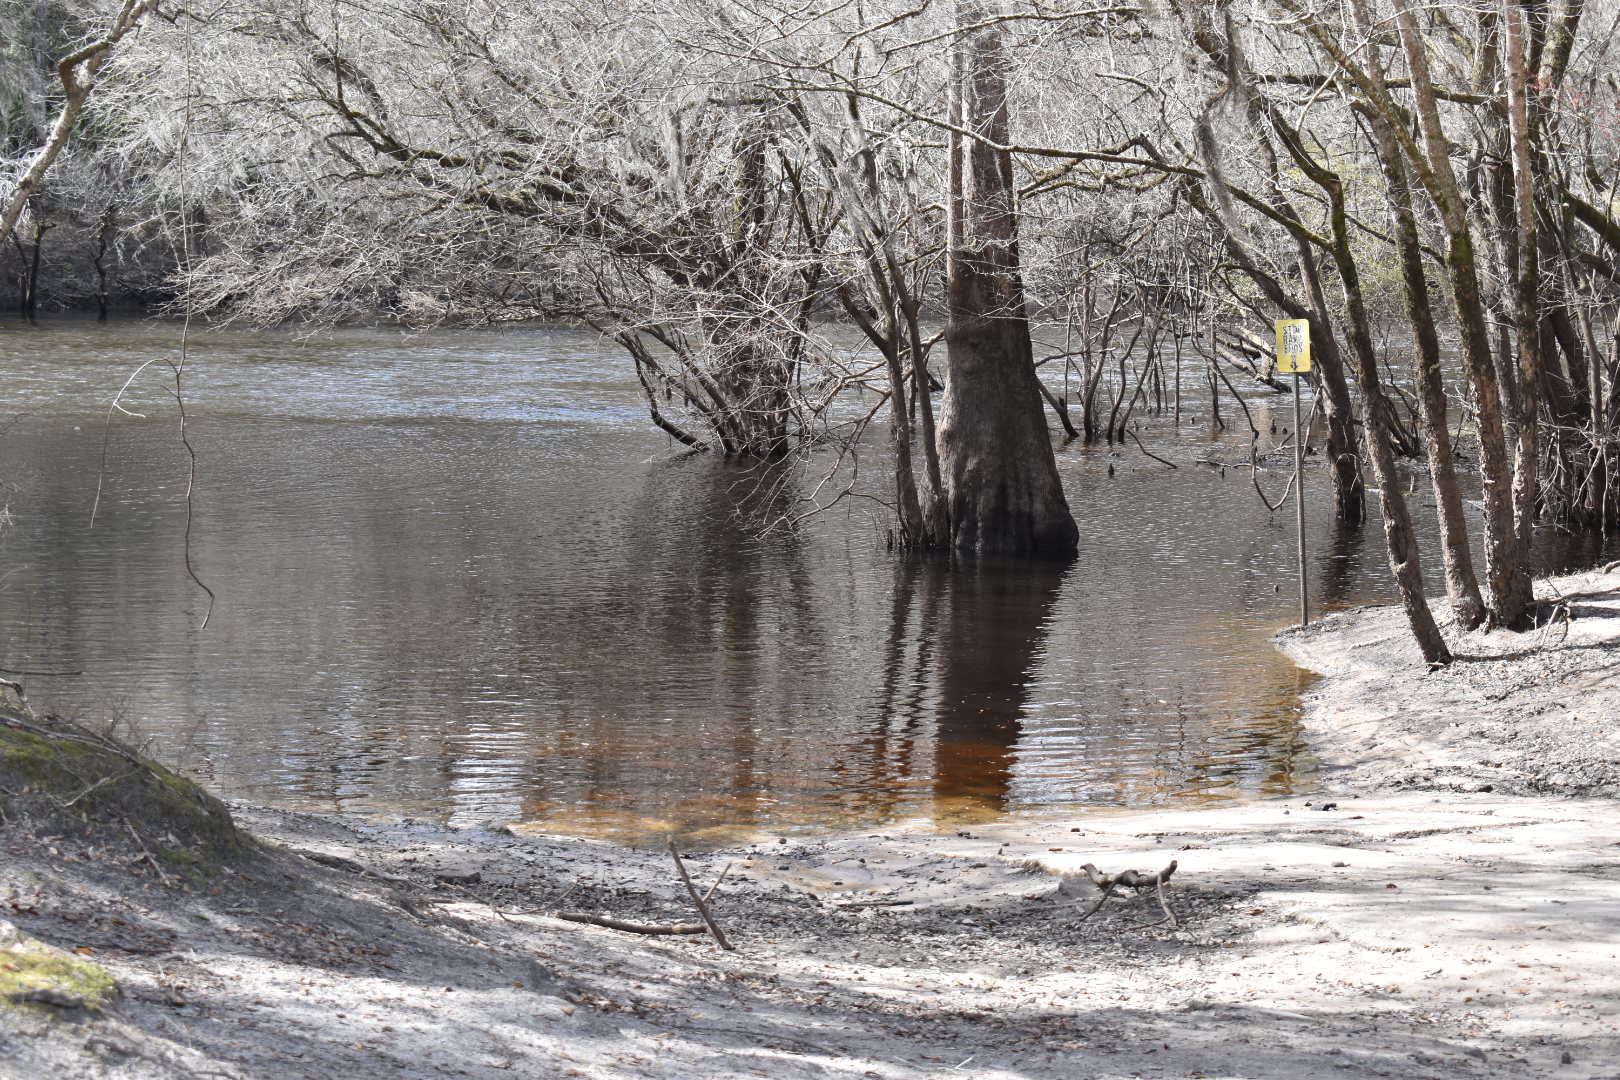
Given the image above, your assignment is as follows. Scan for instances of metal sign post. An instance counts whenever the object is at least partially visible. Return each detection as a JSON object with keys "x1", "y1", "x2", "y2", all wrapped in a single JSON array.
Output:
[{"x1": 1275, "y1": 319, "x2": 1311, "y2": 627}]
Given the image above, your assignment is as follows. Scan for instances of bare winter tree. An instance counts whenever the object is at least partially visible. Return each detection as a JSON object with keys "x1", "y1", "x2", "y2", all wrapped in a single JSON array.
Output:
[
  {"x1": 82, "y1": 0, "x2": 1620, "y2": 650},
  {"x1": 113, "y1": 0, "x2": 1090, "y2": 553},
  {"x1": 1162, "y1": 2, "x2": 1450, "y2": 659},
  {"x1": 110, "y1": 0, "x2": 858, "y2": 457},
  {"x1": 0, "y1": 0, "x2": 155, "y2": 245},
  {"x1": 1, "y1": 0, "x2": 161, "y2": 312}
]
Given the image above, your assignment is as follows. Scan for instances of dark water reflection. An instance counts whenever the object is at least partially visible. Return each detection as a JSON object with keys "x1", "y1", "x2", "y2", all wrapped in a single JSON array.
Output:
[{"x1": 2, "y1": 318, "x2": 1613, "y2": 843}]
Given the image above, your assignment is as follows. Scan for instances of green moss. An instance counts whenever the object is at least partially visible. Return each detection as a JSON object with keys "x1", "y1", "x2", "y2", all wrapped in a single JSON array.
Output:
[
  {"x1": 1, "y1": 726, "x2": 95, "y2": 787},
  {"x1": 155, "y1": 844, "x2": 201, "y2": 872},
  {"x1": 0, "y1": 925, "x2": 118, "y2": 1012},
  {"x1": 0, "y1": 721, "x2": 249, "y2": 876}
]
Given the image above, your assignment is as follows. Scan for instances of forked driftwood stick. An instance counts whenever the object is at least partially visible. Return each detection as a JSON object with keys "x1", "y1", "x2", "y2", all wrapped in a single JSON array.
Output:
[
  {"x1": 668, "y1": 839, "x2": 735, "y2": 951},
  {"x1": 1074, "y1": 859, "x2": 1178, "y2": 927},
  {"x1": 556, "y1": 912, "x2": 705, "y2": 936}
]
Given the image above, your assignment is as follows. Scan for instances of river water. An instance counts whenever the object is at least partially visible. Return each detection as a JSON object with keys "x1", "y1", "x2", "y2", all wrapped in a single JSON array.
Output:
[{"x1": 2, "y1": 317, "x2": 1612, "y2": 843}]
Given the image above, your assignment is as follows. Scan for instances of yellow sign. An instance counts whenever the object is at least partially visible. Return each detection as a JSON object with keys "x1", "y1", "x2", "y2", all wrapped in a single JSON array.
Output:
[{"x1": 1275, "y1": 319, "x2": 1311, "y2": 373}]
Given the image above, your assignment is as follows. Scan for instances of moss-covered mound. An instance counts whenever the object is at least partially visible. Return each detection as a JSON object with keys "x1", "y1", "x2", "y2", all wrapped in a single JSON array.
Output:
[
  {"x1": 0, "y1": 919, "x2": 119, "y2": 1012},
  {"x1": 0, "y1": 709, "x2": 249, "y2": 877}
]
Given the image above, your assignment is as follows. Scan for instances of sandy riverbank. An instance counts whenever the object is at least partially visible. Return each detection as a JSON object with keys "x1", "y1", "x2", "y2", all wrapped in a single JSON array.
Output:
[{"x1": 3, "y1": 566, "x2": 1619, "y2": 1079}]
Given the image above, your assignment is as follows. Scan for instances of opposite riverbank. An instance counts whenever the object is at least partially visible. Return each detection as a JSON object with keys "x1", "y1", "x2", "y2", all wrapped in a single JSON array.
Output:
[{"x1": 3, "y1": 565, "x2": 1619, "y2": 1079}]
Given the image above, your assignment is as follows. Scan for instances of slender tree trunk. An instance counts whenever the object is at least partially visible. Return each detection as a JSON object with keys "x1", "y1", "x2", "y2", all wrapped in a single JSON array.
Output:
[
  {"x1": 939, "y1": 4, "x2": 1078, "y2": 558},
  {"x1": 1294, "y1": 263, "x2": 1365, "y2": 527},
  {"x1": 882, "y1": 303, "x2": 930, "y2": 549},
  {"x1": 93, "y1": 202, "x2": 115, "y2": 320},
  {"x1": 1389, "y1": 0, "x2": 1532, "y2": 626},
  {"x1": 24, "y1": 220, "x2": 52, "y2": 318},
  {"x1": 1363, "y1": 87, "x2": 1488, "y2": 628},
  {"x1": 902, "y1": 300, "x2": 950, "y2": 543},
  {"x1": 9, "y1": 230, "x2": 28, "y2": 315},
  {"x1": 1173, "y1": 1, "x2": 1364, "y2": 525},
  {"x1": 1323, "y1": 177, "x2": 1452, "y2": 665},
  {"x1": 1503, "y1": 0, "x2": 1541, "y2": 589},
  {"x1": 1247, "y1": 83, "x2": 1449, "y2": 658}
]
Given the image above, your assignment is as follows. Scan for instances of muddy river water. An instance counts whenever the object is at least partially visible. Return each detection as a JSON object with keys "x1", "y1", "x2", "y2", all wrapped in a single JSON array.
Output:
[{"x1": 2, "y1": 317, "x2": 1611, "y2": 843}]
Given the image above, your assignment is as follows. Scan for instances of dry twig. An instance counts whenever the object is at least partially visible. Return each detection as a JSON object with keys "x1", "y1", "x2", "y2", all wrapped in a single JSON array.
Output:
[
  {"x1": 702, "y1": 861, "x2": 735, "y2": 903},
  {"x1": 122, "y1": 817, "x2": 176, "y2": 887}
]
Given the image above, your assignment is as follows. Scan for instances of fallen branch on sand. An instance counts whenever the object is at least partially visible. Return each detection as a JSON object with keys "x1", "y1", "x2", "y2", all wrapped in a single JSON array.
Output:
[
  {"x1": 1072, "y1": 859, "x2": 1179, "y2": 927},
  {"x1": 548, "y1": 848, "x2": 737, "y2": 946},
  {"x1": 555, "y1": 913, "x2": 705, "y2": 936},
  {"x1": 669, "y1": 839, "x2": 735, "y2": 950}
]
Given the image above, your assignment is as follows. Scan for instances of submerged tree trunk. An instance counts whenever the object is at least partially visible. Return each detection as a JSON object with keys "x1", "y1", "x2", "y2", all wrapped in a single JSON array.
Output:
[
  {"x1": 93, "y1": 202, "x2": 115, "y2": 321},
  {"x1": 938, "y1": 4, "x2": 1078, "y2": 559},
  {"x1": 796, "y1": 90, "x2": 949, "y2": 551}
]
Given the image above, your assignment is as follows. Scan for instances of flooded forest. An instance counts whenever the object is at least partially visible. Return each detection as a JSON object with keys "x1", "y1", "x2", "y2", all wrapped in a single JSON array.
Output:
[{"x1": 5, "y1": 0, "x2": 1620, "y2": 840}]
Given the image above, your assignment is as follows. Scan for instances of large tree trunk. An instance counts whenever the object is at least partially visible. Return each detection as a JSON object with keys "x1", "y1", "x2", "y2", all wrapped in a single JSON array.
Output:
[{"x1": 939, "y1": 5, "x2": 1078, "y2": 559}]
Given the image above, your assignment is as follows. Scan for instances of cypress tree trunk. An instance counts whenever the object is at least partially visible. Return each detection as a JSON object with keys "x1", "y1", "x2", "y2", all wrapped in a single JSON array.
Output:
[{"x1": 939, "y1": 4, "x2": 1078, "y2": 559}]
